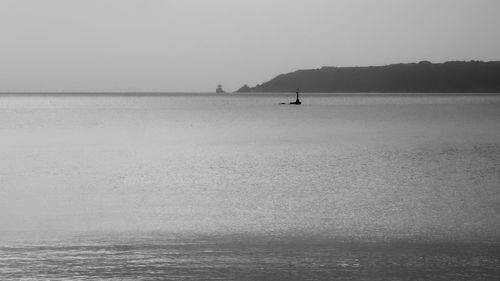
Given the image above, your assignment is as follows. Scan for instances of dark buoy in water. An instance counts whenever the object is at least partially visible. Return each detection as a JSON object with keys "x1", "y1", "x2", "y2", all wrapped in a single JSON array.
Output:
[{"x1": 290, "y1": 88, "x2": 301, "y2": 105}]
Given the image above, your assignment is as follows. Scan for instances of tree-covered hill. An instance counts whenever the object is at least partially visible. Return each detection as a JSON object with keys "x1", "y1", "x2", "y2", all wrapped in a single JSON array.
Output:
[{"x1": 237, "y1": 61, "x2": 500, "y2": 93}]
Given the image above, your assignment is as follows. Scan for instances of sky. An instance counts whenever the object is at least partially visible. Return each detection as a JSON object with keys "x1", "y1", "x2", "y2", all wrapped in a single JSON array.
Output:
[{"x1": 0, "y1": 0, "x2": 499, "y2": 92}]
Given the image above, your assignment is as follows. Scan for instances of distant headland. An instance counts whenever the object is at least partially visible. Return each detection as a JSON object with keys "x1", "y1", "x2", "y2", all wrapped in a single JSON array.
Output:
[{"x1": 237, "y1": 61, "x2": 500, "y2": 93}]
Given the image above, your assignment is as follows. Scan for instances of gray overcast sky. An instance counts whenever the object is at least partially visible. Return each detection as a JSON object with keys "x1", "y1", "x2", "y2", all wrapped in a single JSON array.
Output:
[{"x1": 1, "y1": 0, "x2": 499, "y2": 92}]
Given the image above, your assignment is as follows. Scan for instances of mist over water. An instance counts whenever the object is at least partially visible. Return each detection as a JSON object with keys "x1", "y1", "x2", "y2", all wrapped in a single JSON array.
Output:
[{"x1": 1, "y1": 94, "x2": 500, "y2": 242}]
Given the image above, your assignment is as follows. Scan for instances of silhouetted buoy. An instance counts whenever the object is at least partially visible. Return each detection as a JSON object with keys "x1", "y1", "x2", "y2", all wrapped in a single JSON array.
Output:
[{"x1": 289, "y1": 89, "x2": 301, "y2": 105}]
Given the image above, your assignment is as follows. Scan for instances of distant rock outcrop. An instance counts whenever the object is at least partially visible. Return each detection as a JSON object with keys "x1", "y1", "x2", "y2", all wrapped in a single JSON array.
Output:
[
  {"x1": 237, "y1": 61, "x2": 500, "y2": 93},
  {"x1": 236, "y1": 84, "x2": 252, "y2": 93}
]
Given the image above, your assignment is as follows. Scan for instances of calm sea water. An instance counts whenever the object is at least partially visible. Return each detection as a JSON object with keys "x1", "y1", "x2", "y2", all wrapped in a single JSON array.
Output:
[{"x1": 0, "y1": 93, "x2": 499, "y2": 280}]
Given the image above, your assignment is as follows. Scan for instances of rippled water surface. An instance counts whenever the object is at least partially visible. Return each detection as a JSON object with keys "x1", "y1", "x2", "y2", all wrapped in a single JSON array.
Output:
[
  {"x1": 0, "y1": 93, "x2": 499, "y2": 280},
  {"x1": 1, "y1": 236, "x2": 499, "y2": 281}
]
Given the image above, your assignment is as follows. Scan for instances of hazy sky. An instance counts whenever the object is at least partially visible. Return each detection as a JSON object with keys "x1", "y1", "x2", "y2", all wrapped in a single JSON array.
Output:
[{"x1": 1, "y1": 0, "x2": 499, "y2": 92}]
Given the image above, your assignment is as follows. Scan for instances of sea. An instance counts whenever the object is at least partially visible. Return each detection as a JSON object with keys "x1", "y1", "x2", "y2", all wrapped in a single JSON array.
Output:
[{"x1": 0, "y1": 93, "x2": 499, "y2": 280}]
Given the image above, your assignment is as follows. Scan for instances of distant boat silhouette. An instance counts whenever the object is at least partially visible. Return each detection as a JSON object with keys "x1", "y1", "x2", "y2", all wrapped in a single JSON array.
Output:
[
  {"x1": 289, "y1": 88, "x2": 301, "y2": 105},
  {"x1": 216, "y1": 84, "x2": 225, "y2": 94}
]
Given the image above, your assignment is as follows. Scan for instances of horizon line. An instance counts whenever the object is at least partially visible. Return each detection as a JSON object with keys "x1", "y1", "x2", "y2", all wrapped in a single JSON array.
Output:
[{"x1": 1, "y1": 92, "x2": 500, "y2": 96}]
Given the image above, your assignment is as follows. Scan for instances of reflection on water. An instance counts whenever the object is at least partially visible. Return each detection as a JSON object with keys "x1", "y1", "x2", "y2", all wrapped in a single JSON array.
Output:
[
  {"x1": 0, "y1": 94, "x2": 499, "y2": 279},
  {"x1": 1, "y1": 236, "x2": 499, "y2": 280}
]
